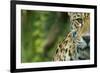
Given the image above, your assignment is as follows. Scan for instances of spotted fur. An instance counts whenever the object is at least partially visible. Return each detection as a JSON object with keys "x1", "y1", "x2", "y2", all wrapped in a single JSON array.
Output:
[{"x1": 53, "y1": 12, "x2": 90, "y2": 61}]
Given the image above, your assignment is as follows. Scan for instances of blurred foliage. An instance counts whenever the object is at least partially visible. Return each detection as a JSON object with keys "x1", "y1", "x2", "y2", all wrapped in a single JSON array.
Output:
[{"x1": 21, "y1": 10, "x2": 70, "y2": 63}]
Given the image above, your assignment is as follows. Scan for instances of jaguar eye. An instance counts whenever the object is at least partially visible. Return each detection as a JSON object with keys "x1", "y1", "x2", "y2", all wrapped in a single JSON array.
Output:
[{"x1": 76, "y1": 19, "x2": 82, "y2": 26}]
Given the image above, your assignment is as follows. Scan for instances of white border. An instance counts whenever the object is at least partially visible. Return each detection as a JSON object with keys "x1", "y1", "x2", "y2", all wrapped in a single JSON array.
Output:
[{"x1": 16, "y1": 4, "x2": 94, "y2": 69}]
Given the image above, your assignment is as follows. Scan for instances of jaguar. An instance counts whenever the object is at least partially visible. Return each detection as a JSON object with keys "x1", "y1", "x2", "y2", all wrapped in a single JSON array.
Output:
[{"x1": 53, "y1": 12, "x2": 90, "y2": 61}]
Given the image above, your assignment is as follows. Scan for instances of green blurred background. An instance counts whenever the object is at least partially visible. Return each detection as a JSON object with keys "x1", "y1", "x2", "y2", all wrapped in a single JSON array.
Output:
[{"x1": 21, "y1": 10, "x2": 70, "y2": 63}]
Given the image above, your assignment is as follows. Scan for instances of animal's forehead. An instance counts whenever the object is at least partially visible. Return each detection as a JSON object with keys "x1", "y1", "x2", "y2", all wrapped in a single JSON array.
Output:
[{"x1": 68, "y1": 12, "x2": 83, "y2": 16}]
